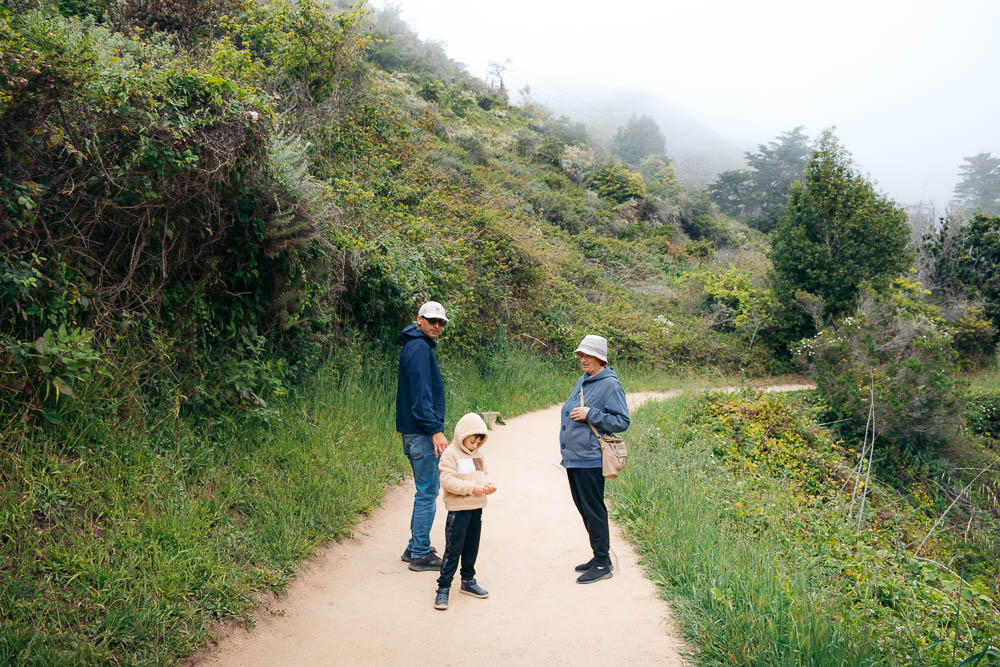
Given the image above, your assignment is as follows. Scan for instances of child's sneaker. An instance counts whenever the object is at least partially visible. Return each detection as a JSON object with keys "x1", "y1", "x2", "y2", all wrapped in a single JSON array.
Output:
[
  {"x1": 459, "y1": 579, "x2": 489, "y2": 598},
  {"x1": 434, "y1": 587, "x2": 450, "y2": 610}
]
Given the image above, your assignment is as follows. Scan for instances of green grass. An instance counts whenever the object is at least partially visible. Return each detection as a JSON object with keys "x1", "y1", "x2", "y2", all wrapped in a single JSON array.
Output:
[
  {"x1": 612, "y1": 395, "x2": 878, "y2": 666},
  {"x1": 0, "y1": 345, "x2": 572, "y2": 665},
  {"x1": 0, "y1": 339, "x2": 810, "y2": 665},
  {"x1": 969, "y1": 363, "x2": 1000, "y2": 391},
  {"x1": 613, "y1": 392, "x2": 1000, "y2": 666}
]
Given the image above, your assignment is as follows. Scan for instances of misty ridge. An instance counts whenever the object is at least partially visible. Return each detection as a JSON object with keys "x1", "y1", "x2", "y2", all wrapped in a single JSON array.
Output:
[
  {"x1": 523, "y1": 78, "x2": 1000, "y2": 234},
  {"x1": 375, "y1": 0, "x2": 1000, "y2": 231}
]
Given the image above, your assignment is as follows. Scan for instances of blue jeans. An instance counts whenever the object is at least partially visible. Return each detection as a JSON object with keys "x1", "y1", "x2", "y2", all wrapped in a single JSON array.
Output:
[{"x1": 403, "y1": 433, "x2": 440, "y2": 558}]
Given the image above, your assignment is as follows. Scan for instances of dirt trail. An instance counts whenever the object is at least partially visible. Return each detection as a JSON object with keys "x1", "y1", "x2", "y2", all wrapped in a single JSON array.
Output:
[{"x1": 191, "y1": 384, "x2": 811, "y2": 666}]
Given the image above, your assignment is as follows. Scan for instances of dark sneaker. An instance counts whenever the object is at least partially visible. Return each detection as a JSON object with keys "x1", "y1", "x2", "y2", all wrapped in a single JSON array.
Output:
[
  {"x1": 434, "y1": 587, "x2": 450, "y2": 610},
  {"x1": 459, "y1": 579, "x2": 489, "y2": 598},
  {"x1": 408, "y1": 552, "x2": 443, "y2": 571},
  {"x1": 576, "y1": 559, "x2": 613, "y2": 573},
  {"x1": 401, "y1": 546, "x2": 437, "y2": 563},
  {"x1": 576, "y1": 563, "x2": 613, "y2": 584}
]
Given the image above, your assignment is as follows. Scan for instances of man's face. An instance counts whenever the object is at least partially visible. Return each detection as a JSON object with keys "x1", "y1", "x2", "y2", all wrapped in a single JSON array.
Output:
[{"x1": 416, "y1": 315, "x2": 445, "y2": 340}]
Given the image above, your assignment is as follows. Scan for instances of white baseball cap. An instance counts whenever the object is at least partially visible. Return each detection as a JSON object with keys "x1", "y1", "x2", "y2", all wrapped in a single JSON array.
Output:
[
  {"x1": 574, "y1": 334, "x2": 608, "y2": 363},
  {"x1": 417, "y1": 301, "x2": 448, "y2": 322}
]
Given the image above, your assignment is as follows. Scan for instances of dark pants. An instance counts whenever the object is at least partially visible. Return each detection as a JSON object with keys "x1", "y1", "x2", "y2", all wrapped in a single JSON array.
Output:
[
  {"x1": 437, "y1": 508, "x2": 482, "y2": 588},
  {"x1": 567, "y1": 467, "x2": 610, "y2": 566}
]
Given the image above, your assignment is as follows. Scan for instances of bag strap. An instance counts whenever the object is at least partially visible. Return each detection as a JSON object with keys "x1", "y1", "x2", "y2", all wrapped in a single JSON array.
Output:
[{"x1": 579, "y1": 384, "x2": 603, "y2": 440}]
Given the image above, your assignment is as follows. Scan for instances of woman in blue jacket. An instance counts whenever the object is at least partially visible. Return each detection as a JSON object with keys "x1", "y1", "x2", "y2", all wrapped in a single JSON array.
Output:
[{"x1": 559, "y1": 334, "x2": 629, "y2": 584}]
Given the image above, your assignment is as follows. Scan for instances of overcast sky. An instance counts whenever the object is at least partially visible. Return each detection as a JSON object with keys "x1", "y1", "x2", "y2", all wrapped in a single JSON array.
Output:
[{"x1": 376, "y1": 0, "x2": 999, "y2": 209}]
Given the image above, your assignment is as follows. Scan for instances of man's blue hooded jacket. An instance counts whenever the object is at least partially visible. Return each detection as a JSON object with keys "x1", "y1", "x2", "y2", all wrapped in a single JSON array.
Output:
[{"x1": 396, "y1": 324, "x2": 445, "y2": 436}]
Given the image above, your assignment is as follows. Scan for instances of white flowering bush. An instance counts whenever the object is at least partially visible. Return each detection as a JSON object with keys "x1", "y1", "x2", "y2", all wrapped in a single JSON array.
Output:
[{"x1": 559, "y1": 144, "x2": 596, "y2": 183}]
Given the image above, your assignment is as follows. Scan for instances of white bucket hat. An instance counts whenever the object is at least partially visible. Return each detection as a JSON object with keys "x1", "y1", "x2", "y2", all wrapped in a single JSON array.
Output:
[
  {"x1": 417, "y1": 300, "x2": 448, "y2": 322},
  {"x1": 574, "y1": 334, "x2": 608, "y2": 363}
]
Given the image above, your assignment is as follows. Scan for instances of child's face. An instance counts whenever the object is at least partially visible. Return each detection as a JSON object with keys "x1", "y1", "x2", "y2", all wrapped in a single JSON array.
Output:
[{"x1": 463, "y1": 434, "x2": 484, "y2": 450}]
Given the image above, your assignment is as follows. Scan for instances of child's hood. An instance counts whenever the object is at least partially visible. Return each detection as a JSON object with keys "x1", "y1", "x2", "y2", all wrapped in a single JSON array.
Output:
[{"x1": 452, "y1": 412, "x2": 489, "y2": 455}]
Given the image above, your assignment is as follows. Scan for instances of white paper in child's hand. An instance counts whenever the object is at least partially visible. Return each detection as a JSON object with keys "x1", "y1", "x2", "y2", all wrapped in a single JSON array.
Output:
[{"x1": 457, "y1": 458, "x2": 475, "y2": 474}]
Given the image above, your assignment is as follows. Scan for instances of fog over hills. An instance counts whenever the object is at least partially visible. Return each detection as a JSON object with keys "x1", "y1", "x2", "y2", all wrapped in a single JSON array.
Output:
[
  {"x1": 530, "y1": 85, "x2": 745, "y2": 187},
  {"x1": 380, "y1": 0, "x2": 1000, "y2": 211}
]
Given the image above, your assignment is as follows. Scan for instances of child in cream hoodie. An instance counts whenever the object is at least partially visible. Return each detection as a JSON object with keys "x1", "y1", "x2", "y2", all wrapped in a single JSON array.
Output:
[{"x1": 434, "y1": 412, "x2": 496, "y2": 610}]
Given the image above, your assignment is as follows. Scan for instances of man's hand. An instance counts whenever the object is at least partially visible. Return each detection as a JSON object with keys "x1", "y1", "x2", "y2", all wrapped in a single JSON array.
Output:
[
  {"x1": 432, "y1": 432, "x2": 448, "y2": 456},
  {"x1": 569, "y1": 406, "x2": 591, "y2": 421}
]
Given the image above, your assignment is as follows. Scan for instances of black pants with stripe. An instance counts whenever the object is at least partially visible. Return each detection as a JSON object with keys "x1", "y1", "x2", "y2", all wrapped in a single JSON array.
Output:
[
  {"x1": 437, "y1": 508, "x2": 482, "y2": 588},
  {"x1": 567, "y1": 467, "x2": 610, "y2": 566}
]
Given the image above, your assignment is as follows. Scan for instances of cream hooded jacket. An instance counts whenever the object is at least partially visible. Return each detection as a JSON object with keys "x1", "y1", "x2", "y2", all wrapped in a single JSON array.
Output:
[{"x1": 439, "y1": 412, "x2": 490, "y2": 511}]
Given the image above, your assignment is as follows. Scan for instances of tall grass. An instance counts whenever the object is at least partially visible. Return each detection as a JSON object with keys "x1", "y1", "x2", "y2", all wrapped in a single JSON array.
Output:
[
  {"x1": 0, "y1": 345, "x2": 572, "y2": 665},
  {"x1": 612, "y1": 396, "x2": 881, "y2": 666},
  {"x1": 969, "y1": 363, "x2": 1000, "y2": 391}
]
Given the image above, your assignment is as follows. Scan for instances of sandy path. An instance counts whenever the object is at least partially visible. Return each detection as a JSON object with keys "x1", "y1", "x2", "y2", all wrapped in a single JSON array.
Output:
[{"x1": 190, "y1": 384, "x2": 812, "y2": 666}]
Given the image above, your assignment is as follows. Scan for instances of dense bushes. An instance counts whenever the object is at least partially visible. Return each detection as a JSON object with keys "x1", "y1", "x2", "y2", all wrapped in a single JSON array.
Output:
[
  {"x1": 3, "y1": 11, "x2": 277, "y2": 410},
  {"x1": 795, "y1": 285, "x2": 965, "y2": 449},
  {"x1": 921, "y1": 213, "x2": 1000, "y2": 358},
  {"x1": 0, "y1": 0, "x2": 764, "y2": 418}
]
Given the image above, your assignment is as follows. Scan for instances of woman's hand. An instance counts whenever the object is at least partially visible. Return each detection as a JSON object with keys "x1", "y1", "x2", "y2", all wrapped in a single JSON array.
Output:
[{"x1": 569, "y1": 406, "x2": 591, "y2": 421}]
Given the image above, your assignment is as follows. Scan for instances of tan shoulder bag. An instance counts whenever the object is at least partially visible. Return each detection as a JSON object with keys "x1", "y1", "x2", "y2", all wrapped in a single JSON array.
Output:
[{"x1": 580, "y1": 385, "x2": 627, "y2": 479}]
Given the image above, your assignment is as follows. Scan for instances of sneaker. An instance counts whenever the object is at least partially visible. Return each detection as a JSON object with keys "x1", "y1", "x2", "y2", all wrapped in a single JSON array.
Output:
[
  {"x1": 434, "y1": 587, "x2": 450, "y2": 610},
  {"x1": 459, "y1": 579, "x2": 489, "y2": 598},
  {"x1": 576, "y1": 563, "x2": 613, "y2": 584},
  {"x1": 408, "y1": 552, "x2": 443, "y2": 571},
  {"x1": 576, "y1": 559, "x2": 613, "y2": 573},
  {"x1": 401, "y1": 546, "x2": 437, "y2": 563}
]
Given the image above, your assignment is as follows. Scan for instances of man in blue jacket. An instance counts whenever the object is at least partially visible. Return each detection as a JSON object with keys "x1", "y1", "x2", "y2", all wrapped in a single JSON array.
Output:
[{"x1": 396, "y1": 301, "x2": 449, "y2": 571}]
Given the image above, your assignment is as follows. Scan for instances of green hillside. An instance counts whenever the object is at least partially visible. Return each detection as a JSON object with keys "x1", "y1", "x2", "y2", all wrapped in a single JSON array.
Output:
[
  {"x1": 3, "y1": 1, "x2": 999, "y2": 664},
  {"x1": 0, "y1": 1, "x2": 760, "y2": 662}
]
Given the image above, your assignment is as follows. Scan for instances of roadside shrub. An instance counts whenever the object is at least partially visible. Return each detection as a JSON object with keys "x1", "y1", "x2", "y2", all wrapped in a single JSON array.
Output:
[
  {"x1": 795, "y1": 288, "x2": 965, "y2": 448},
  {"x1": 685, "y1": 267, "x2": 777, "y2": 349},
  {"x1": 692, "y1": 390, "x2": 841, "y2": 495}
]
